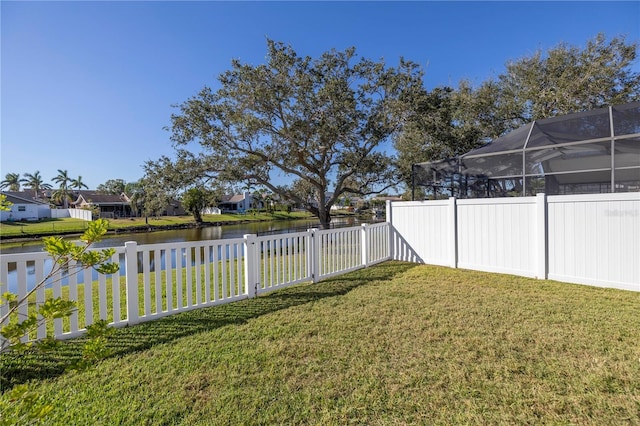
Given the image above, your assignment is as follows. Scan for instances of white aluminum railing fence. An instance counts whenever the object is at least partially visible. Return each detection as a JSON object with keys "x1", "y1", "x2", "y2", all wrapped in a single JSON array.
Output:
[{"x1": 1, "y1": 223, "x2": 391, "y2": 344}]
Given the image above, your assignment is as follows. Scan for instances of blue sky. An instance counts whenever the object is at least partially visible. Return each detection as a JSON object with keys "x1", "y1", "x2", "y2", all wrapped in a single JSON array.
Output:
[{"x1": 2, "y1": 1, "x2": 639, "y2": 190}]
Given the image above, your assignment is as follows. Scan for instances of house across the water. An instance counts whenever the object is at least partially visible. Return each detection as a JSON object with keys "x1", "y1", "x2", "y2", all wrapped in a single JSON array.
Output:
[
  {"x1": 0, "y1": 191, "x2": 50, "y2": 221},
  {"x1": 218, "y1": 192, "x2": 256, "y2": 213},
  {"x1": 72, "y1": 191, "x2": 133, "y2": 219}
]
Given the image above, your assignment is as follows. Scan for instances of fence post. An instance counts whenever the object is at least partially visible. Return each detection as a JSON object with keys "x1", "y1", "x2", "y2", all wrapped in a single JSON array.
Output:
[
  {"x1": 124, "y1": 241, "x2": 139, "y2": 326},
  {"x1": 536, "y1": 193, "x2": 548, "y2": 280},
  {"x1": 243, "y1": 234, "x2": 258, "y2": 298},
  {"x1": 361, "y1": 223, "x2": 369, "y2": 267},
  {"x1": 308, "y1": 228, "x2": 320, "y2": 283},
  {"x1": 448, "y1": 197, "x2": 458, "y2": 268},
  {"x1": 386, "y1": 200, "x2": 394, "y2": 260}
]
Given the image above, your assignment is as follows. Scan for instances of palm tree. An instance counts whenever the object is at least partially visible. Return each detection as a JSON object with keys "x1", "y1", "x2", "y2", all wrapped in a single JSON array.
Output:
[
  {"x1": 52, "y1": 169, "x2": 73, "y2": 208},
  {"x1": 0, "y1": 173, "x2": 21, "y2": 191},
  {"x1": 71, "y1": 176, "x2": 89, "y2": 191},
  {"x1": 20, "y1": 171, "x2": 52, "y2": 198}
]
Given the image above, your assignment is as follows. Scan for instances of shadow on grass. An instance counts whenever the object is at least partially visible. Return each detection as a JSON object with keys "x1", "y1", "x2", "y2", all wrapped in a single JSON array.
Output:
[{"x1": 1, "y1": 260, "x2": 417, "y2": 390}]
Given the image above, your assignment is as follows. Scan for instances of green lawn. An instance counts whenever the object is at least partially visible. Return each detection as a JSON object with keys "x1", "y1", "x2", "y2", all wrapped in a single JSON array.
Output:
[
  {"x1": 2, "y1": 261, "x2": 639, "y2": 425},
  {"x1": 0, "y1": 211, "x2": 313, "y2": 239}
]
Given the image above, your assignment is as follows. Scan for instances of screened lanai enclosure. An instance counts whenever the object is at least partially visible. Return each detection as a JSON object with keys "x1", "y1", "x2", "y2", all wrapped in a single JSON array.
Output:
[{"x1": 412, "y1": 102, "x2": 640, "y2": 199}]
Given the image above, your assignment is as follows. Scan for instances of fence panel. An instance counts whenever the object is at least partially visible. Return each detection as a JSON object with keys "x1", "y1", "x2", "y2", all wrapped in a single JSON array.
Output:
[
  {"x1": 547, "y1": 193, "x2": 640, "y2": 291},
  {"x1": 0, "y1": 248, "x2": 125, "y2": 342},
  {"x1": 131, "y1": 238, "x2": 249, "y2": 324},
  {"x1": 389, "y1": 200, "x2": 451, "y2": 265},
  {"x1": 364, "y1": 222, "x2": 391, "y2": 266},
  {"x1": 456, "y1": 197, "x2": 538, "y2": 277},
  {"x1": 255, "y1": 231, "x2": 310, "y2": 295},
  {"x1": 316, "y1": 226, "x2": 363, "y2": 281}
]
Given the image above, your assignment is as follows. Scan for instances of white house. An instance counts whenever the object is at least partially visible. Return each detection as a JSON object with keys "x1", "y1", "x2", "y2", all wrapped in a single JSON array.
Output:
[
  {"x1": 218, "y1": 192, "x2": 256, "y2": 213},
  {"x1": 0, "y1": 191, "x2": 51, "y2": 221}
]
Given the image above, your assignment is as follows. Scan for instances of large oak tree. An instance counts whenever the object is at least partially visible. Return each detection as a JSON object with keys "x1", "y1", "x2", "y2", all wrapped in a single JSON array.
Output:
[{"x1": 153, "y1": 40, "x2": 423, "y2": 228}]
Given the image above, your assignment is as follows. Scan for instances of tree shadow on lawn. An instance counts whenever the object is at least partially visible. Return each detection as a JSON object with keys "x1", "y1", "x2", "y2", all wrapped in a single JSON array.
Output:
[{"x1": 1, "y1": 260, "x2": 418, "y2": 390}]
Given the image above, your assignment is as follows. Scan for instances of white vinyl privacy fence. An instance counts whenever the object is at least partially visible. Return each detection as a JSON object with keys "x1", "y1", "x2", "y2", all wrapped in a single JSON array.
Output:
[
  {"x1": 388, "y1": 192, "x2": 640, "y2": 292},
  {"x1": 1, "y1": 223, "x2": 390, "y2": 343}
]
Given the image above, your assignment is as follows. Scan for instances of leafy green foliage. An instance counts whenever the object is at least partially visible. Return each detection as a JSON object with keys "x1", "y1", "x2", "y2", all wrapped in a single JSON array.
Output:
[
  {"x1": 394, "y1": 87, "x2": 486, "y2": 187},
  {"x1": 151, "y1": 39, "x2": 424, "y2": 227},
  {"x1": 51, "y1": 169, "x2": 74, "y2": 208},
  {"x1": 0, "y1": 173, "x2": 21, "y2": 191},
  {"x1": 70, "y1": 175, "x2": 88, "y2": 191},
  {"x1": 2, "y1": 220, "x2": 118, "y2": 351},
  {"x1": 0, "y1": 195, "x2": 12, "y2": 212},
  {"x1": 123, "y1": 179, "x2": 147, "y2": 217},
  {"x1": 496, "y1": 33, "x2": 639, "y2": 124},
  {"x1": 0, "y1": 220, "x2": 120, "y2": 423},
  {"x1": 0, "y1": 384, "x2": 54, "y2": 426},
  {"x1": 1, "y1": 298, "x2": 76, "y2": 351},
  {"x1": 20, "y1": 171, "x2": 52, "y2": 196},
  {"x1": 39, "y1": 220, "x2": 118, "y2": 276},
  {"x1": 181, "y1": 187, "x2": 216, "y2": 224},
  {"x1": 96, "y1": 178, "x2": 126, "y2": 195},
  {"x1": 70, "y1": 320, "x2": 116, "y2": 370}
]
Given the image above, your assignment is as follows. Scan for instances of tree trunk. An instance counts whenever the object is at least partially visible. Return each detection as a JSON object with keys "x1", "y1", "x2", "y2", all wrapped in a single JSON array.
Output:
[
  {"x1": 193, "y1": 210, "x2": 203, "y2": 226},
  {"x1": 318, "y1": 206, "x2": 331, "y2": 230}
]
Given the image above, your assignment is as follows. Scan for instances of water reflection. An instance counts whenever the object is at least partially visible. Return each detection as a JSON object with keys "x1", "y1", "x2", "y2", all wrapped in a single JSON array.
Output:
[{"x1": 1, "y1": 217, "x2": 343, "y2": 254}]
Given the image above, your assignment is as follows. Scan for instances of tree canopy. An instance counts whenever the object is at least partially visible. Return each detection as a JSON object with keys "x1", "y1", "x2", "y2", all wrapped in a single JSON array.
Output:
[
  {"x1": 494, "y1": 33, "x2": 640, "y2": 125},
  {"x1": 20, "y1": 171, "x2": 52, "y2": 197},
  {"x1": 181, "y1": 187, "x2": 214, "y2": 224},
  {"x1": 96, "y1": 179, "x2": 127, "y2": 195},
  {"x1": 394, "y1": 33, "x2": 640, "y2": 191},
  {"x1": 52, "y1": 169, "x2": 73, "y2": 208},
  {"x1": 153, "y1": 39, "x2": 423, "y2": 227},
  {"x1": 0, "y1": 173, "x2": 21, "y2": 191}
]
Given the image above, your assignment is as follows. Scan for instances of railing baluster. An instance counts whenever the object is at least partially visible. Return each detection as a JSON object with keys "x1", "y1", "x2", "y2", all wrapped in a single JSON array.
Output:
[
  {"x1": 166, "y1": 248, "x2": 174, "y2": 311},
  {"x1": 111, "y1": 253, "x2": 121, "y2": 323},
  {"x1": 142, "y1": 250, "x2": 151, "y2": 316},
  {"x1": 176, "y1": 247, "x2": 183, "y2": 310},
  {"x1": 154, "y1": 249, "x2": 162, "y2": 312},
  {"x1": 204, "y1": 245, "x2": 211, "y2": 303},
  {"x1": 186, "y1": 247, "x2": 193, "y2": 307},
  {"x1": 213, "y1": 245, "x2": 219, "y2": 301},
  {"x1": 99, "y1": 270, "x2": 107, "y2": 320},
  {"x1": 83, "y1": 268, "x2": 93, "y2": 330},
  {"x1": 194, "y1": 245, "x2": 202, "y2": 305},
  {"x1": 35, "y1": 260, "x2": 46, "y2": 340}
]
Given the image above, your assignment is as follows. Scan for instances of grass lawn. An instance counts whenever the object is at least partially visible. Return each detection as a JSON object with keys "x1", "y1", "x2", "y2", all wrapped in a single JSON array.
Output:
[
  {"x1": 0, "y1": 211, "x2": 313, "y2": 239},
  {"x1": 2, "y1": 261, "x2": 639, "y2": 425}
]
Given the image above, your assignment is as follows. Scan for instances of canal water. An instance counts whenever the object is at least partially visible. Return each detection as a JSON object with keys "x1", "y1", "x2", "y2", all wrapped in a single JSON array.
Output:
[{"x1": 0, "y1": 216, "x2": 375, "y2": 254}]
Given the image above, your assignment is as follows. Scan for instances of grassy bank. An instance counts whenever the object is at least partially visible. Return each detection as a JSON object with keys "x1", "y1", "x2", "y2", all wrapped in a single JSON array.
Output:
[
  {"x1": 0, "y1": 211, "x2": 314, "y2": 240},
  {"x1": 2, "y1": 262, "x2": 639, "y2": 425}
]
